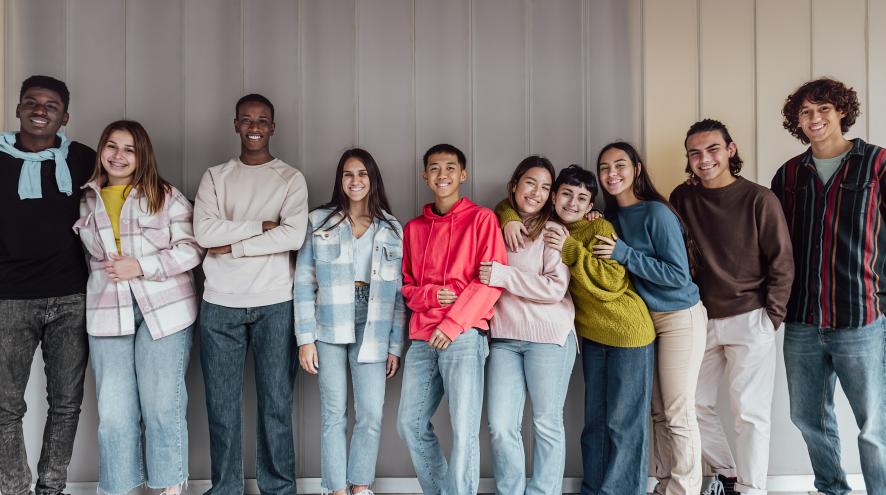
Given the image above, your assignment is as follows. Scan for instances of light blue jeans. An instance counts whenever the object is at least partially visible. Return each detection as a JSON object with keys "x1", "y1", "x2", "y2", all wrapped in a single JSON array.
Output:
[
  {"x1": 784, "y1": 316, "x2": 886, "y2": 495},
  {"x1": 396, "y1": 328, "x2": 489, "y2": 495},
  {"x1": 316, "y1": 286, "x2": 387, "y2": 491},
  {"x1": 88, "y1": 304, "x2": 192, "y2": 495},
  {"x1": 487, "y1": 334, "x2": 576, "y2": 495}
]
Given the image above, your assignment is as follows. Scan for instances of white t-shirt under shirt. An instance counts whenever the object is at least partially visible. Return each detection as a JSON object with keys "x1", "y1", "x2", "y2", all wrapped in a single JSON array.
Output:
[
  {"x1": 194, "y1": 157, "x2": 309, "y2": 308},
  {"x1": 352, "y1": 222, "x2": 375, "y2": 283}
]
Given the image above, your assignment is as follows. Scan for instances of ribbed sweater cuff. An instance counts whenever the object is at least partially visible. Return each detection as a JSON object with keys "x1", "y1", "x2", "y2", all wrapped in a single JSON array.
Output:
[{"x1": 561, "y1": 236, "x2": 581, "y2": 265}]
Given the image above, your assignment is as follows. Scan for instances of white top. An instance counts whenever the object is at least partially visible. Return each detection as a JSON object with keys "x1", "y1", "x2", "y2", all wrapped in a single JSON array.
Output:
[
  {"x1": 353, "y1": 222, "x2": 375, "y2": 283},
  {"x1": 193, "y1": 158, "x2": 309, "y2": 308}
]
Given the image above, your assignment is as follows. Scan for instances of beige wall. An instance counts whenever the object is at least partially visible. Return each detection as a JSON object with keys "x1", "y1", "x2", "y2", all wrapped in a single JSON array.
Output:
[{"x1": 643, "y1": 0, "x2": 886, "y2": 193}]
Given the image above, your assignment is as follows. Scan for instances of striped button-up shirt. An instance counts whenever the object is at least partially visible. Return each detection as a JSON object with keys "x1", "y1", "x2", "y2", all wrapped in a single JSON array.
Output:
[
  {"x1": 73, "y1": 181, "x2": 204, "y2": 339},
  {"x1": 771, "y1": 138, "x2": 886, "y2": 329}
]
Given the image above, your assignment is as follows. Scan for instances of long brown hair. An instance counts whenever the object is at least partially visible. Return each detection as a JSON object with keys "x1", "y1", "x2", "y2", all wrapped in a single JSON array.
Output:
[
  {"x1": 596, "y1": 141, "x2": 700, "y2": 273},
  {"x1": 506, "y1": 156, "x2": 556, "y2": 240},
  {"x1": 89, "y1": 120, "x2": 171, "y2": 214}
]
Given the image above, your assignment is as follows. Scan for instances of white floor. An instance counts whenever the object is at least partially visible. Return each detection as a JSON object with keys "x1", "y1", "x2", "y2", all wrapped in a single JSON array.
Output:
[{"x1": 63, "y1": 476, "x2": 869, "y2": 494}]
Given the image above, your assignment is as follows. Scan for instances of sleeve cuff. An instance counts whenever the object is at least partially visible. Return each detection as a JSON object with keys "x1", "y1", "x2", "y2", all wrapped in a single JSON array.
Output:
[
  {"x1": 611, "y1": 238, "x2": 629, "y2": 263},
  {"x1": 137, "y1": 256, "x2": 163, "y2": 281},
  {"x1": 560, "y1": 236, "x2": 581, "y2": 266},
  {"x1": 487, "y1": 261, "x2": 508, "y2": 288},
  {"x1": 295, "y1": 332, "x2": 317, "y2": 346},
  {"x1": 437, "y1": 319, "x2": 464, "y2": 341},
  {"x1": 231, "y1": 241, "x2": 246, "y2": 259}
]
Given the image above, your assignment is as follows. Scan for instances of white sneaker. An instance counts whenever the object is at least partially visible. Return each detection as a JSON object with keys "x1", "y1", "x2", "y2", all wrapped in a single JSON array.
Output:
[
  {"x1": 351, "y1": 489, "x2": 374, "y2": 495},
  {"x1": 701, "y1": 478, "x2": 725, "y2": 495}
]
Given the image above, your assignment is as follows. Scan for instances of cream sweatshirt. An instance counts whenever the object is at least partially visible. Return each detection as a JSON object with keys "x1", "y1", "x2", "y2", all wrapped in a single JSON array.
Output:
[{"x1": 194, "y1": 158, "x2": 308, "y2": 308}]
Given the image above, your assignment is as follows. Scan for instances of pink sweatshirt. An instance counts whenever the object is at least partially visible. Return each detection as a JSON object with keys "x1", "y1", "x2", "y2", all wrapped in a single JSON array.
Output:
[
  {"x1": 401, "y1": 197, "x2": 507, "y2": 341},
  {"x1": 487, "y1": 221, "x2": 575, "y2": 345}
]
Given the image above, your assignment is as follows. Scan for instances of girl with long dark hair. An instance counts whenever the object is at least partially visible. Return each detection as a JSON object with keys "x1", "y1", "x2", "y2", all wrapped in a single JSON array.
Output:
[
  {"x1": 294, "y1": 148, "x2": 405, "y2": 495},
  {"x1": 593, "y1": 142, "x2": 707, "y2": 495}
]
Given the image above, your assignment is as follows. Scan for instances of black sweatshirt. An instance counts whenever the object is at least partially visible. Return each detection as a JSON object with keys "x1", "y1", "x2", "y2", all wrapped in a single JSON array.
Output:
[{"x1": 0, "y1": 135, "x2": 96, "y2": 299}]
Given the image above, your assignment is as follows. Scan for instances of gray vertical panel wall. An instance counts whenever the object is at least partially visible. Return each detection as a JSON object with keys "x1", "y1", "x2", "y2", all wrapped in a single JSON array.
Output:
[{"x1": 5, "y1": 0, "x2": 641, "y2": 484}]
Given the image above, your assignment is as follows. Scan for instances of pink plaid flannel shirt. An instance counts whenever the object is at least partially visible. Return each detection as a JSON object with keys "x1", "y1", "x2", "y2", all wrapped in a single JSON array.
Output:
[{"x1": 73, "y1": 181, "x2": 205, "y2": 339}]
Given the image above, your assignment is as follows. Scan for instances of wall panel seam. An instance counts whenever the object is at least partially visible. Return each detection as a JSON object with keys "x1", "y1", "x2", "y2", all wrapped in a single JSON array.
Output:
[
  {"x1": 696, "y1": 0, "x2": 702, "y2": 120},
  {"x1": 63, "y1": 0, "x2": 68, "y2": 98},
  {"x1": 753, "y1": 0, "x2": 759, "y2": 180},
  {"x1": 524, "y1": 0, "x2": 531, "y2": 155},
  {"x1": 240, "y1": 0, "x2": 245, "y2": 93},
  {"x1": 2, "y1": 0, "x2": 6, "y2": 131},
  {"x1": 809, "y1": 0, "x2": 814, "y2": 78},
  {"x1": 411, "y1": 0, "x2": 416, "y2": 215},
  {"x1": 123, "y1": 0, "x2": 127, "y2": 118},
  {"x1": 640, "y1": 0, "x2": 647, "y2": 163},
  {"x1": 469, "y1": 0, "x2": 475, "y2": 200},
  {"x1": 354, "y1": 0, "x2": 360, "y2": 145},
  {"x1": 581, "y1": 0, "x2": 587, "y2": 168},
  {"x1": 865, "y1": 0, "x2": 870, "y2": 140},
  {"x1": 181, "y1": 0, "x2": 188, "y2": 195}
]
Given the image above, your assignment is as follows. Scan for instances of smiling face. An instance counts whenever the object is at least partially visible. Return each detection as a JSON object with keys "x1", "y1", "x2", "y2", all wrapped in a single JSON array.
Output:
[
  {"x1": 235, "y1": 100, "x2": 275, "y2": 155},
  {"x1": 553, "y1": 183, "x2": 594, "y2": 223},
  {"x1": 512, "y1": 166, "x2": 552, "y2": 217},
  {"x1": 686, "y1": 130, "x2": 737, "y2": 189},
  {"x1": 798, "y1": 98, "x2": 845, "y2": 147},
  {"x1": 100, "y1": 130, "x2": 137, "y2": 186},
  {"x1": 16, "y1": 87, "x2": 69, "y2": 149},
  {"x1": 423, "y1": 152, "x2": 466, "y2": 202},
  {"x1": 597, "y1": 147, "x2": 638, "y2": 202},
  {"x1": 342, "y1": 157, "x2": 370, "y2": 205}
]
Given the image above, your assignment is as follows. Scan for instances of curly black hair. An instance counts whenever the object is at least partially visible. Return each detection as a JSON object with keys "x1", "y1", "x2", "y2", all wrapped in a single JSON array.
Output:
[{"x1": 782, "y1": 78, "x2": 860, "y2": 144}]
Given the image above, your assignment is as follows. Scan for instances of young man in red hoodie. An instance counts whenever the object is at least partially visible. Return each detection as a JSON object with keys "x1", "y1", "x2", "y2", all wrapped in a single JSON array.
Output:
[{"x1": 396, "y1": 144, "x2": 507, "y2": 494}]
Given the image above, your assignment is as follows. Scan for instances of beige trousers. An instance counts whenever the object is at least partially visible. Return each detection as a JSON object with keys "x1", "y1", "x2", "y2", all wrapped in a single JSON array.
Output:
[
  {"x1": 651, "y1": 301, "x2": 708, "y2": 495},
  {"x1": 696, "y1": 307, "x2": 778, "y2": 495}
]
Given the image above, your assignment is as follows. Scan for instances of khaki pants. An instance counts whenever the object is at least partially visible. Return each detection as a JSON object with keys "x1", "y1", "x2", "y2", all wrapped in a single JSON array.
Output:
[
  {"x1": 651, "y1": 301, "x2": 708, "y2": 495},
  {"x1": 696, "y1": 307, "x2": 779, "y2": 494}
]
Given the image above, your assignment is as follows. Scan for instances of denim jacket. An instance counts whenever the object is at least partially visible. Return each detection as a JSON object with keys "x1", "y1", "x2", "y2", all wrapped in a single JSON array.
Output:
[{"x1": 294, "y1": 208, "x2": 405, "y2": 362}]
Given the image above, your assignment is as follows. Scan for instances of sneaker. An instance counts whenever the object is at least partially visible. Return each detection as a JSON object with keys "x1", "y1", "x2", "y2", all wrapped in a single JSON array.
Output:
[
  {"x1": 350, "y1": 490, "x2": 374, "y2": 495},
  {"x1": 701, "y1": 478, "x2": 725, "y2": 495}
]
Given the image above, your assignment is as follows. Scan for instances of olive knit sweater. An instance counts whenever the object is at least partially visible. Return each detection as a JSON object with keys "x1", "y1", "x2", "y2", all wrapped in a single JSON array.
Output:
[{"x1": 496, "y1": 201, "x2": 655, "y2": 347}]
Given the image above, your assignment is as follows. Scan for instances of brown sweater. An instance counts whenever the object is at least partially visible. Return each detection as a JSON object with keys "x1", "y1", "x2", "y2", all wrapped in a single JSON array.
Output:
[{"x1": 670, "y1": 176, "x2": 794, "y2": 328}]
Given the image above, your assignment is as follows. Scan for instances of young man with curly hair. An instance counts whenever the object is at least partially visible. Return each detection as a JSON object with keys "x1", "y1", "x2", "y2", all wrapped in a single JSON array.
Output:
[{"x1": 771, "y1": 78, "x2": 886, "y2": 495}]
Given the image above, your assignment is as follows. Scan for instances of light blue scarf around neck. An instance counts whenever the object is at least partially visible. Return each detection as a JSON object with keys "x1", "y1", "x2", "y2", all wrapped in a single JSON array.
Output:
[{"x1": 0, "y1": 131, "x2": 72, "y2": 199}]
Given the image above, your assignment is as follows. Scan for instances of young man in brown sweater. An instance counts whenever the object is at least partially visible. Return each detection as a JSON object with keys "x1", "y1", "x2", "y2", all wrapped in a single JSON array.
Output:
[{"x1": 670, "y1": 119, "x2": 794, "y2": 495}]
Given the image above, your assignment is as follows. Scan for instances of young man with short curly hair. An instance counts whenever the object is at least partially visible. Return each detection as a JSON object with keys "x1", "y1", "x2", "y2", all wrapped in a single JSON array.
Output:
[{"x1": 771, "y1": 78, "x2": 886, "y2": 495}]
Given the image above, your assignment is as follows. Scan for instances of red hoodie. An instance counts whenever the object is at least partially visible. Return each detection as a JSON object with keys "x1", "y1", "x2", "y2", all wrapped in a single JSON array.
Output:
[{"x1": 402, "y1": 197, "x2": 508, "y2": 341}]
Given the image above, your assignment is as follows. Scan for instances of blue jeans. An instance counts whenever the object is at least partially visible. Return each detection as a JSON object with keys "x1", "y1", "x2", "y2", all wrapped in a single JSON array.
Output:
[
  {"x1": 487, "y1": 335, "x2": 576, "y2": 495},
  {"x1": 784, "y1": 317, "x2": 886, "y2": 495},
  {"x1": 396, "y1": 328, "x2": 489, "y2": 495},
  {"x1": 199, "y1": 300, "x2": 297, "y2": 495},
  {"x1": 88, "y1": 304, "x2": 192, "y2": 495},
  {"x1": 0, "y1": 294, "x2": 87, "y2": 495},
  {"x1": 316, "y1": 286, "x2": 387, "y2": 491},
  {"x1": 580, "y1": 338, "x2": 654, "y2": 495}
]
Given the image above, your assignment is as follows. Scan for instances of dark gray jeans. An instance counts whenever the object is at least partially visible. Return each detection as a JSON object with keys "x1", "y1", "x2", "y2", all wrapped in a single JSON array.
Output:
[{"x1": 0, "y1": 294, "x2": 88, "y2": 495}]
